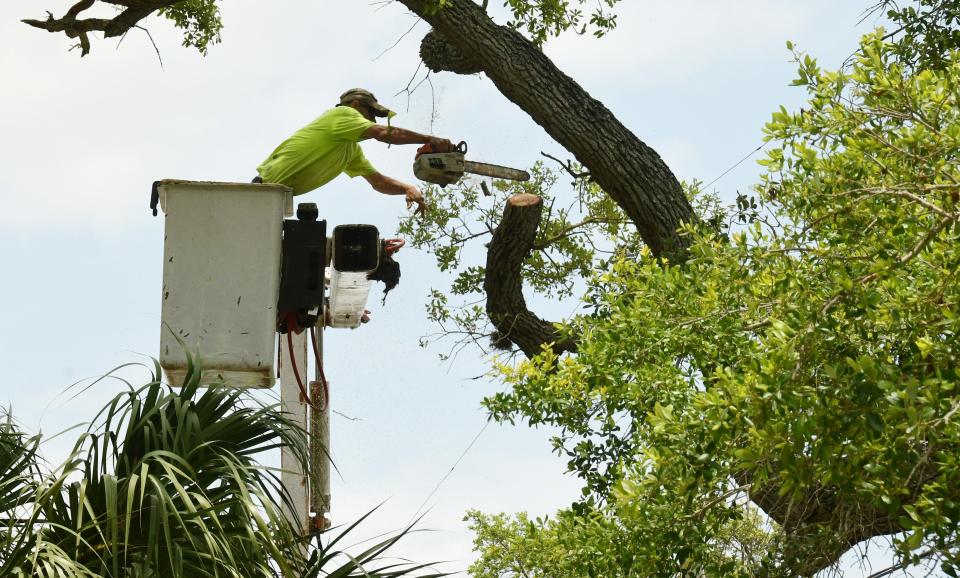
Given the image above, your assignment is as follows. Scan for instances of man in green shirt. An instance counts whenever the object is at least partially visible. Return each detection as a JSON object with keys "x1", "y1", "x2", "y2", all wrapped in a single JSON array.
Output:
[{"x1": 255, "y1": 88, "x2": 454, "y2": 215}]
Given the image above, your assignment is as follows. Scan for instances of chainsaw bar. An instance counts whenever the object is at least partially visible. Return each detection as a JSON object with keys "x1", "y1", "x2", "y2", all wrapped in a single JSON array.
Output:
[
  {"x1": 413, "y1": 141, "x2": 530, "y2": 187},
  {"x1": 463, "y1": 161, "x2": 530, "y2": 182}
]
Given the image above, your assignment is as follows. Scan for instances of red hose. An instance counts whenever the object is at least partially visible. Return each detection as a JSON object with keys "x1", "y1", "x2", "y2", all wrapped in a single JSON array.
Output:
[{"x1": 286, "y1": 324, "x2": 312, "y2": 406}]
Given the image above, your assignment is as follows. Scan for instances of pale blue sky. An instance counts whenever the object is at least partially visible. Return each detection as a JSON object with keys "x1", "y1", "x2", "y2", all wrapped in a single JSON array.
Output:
[{"x1": 0, "y1": 1, "x2": 935, "y2": 575}]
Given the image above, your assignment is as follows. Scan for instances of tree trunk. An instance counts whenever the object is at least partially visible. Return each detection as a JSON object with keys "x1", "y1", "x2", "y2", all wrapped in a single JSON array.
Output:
[
  {"x1": 485, "y1": 194, "x2": 577, "y2": 357},
  {"x1": 398, "y1": 0, "x2": 695, "y2": 259}
]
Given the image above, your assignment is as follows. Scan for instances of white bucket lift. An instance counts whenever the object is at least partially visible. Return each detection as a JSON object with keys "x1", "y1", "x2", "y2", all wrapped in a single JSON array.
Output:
[
  {"x1": 157, "y1": 180, "x2": 293, "y2": 387},
  {"x1": 155, "y1": 181, "x2": 384, "y2": 536}
]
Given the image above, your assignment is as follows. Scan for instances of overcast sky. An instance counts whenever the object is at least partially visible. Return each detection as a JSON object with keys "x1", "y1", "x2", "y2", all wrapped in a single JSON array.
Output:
[{"x1": 0, "y1": 1, "x2": 932, "y2": 575}]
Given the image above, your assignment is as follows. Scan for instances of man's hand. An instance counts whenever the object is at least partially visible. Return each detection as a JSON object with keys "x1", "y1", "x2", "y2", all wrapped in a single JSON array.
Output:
[
  {"x1": 364, "y1": 172, "x2": 428, "y2": 215},
  {"x1": 404, "y1": 185, "x2": 428, "y2": 216},
  {"x1": 427, "y1": 137, "x2": 456, "y2": 153}
]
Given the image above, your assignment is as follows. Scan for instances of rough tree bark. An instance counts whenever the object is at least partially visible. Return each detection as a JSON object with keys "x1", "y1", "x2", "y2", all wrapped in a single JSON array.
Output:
[{"x1": 485, "y1": 194, "x2": 577, "y2": 357}]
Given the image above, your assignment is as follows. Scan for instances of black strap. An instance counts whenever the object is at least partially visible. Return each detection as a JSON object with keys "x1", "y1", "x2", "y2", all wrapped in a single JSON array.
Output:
[{"x1": 150, "y1": 181, "x2": 160, "y2": 217}]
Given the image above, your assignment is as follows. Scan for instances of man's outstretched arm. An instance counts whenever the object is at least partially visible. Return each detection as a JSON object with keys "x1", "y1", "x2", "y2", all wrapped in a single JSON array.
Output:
[
  {"x1": 362, "y1": 125, "x2": 454, "y2": 150},
  {"x1": 363, "y1": 172, "x2": 428, "y2": 215}
]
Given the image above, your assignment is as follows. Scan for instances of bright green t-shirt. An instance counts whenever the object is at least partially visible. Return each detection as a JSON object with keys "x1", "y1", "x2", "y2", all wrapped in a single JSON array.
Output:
[{"x1": 257, "y1": 106, "x2": 377, "y2": 195}]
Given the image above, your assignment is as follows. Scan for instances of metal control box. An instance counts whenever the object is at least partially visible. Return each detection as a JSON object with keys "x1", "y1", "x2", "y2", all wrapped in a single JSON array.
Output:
[
  {"x1": 278, "y1": 213, "x2": 327, "y2": 315},
  {"x1": 158, "y1": 180, "x2": 293, "y2": 387},
  {"x1": 328, "y1": 224, "x2": 380, "y2": 329}
]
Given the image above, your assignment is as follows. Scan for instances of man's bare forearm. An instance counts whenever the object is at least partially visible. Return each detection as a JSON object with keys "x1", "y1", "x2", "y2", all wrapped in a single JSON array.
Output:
[
  {"x1": 364, "y1": 172, "x2": 407, "y2": 195},
  {"x1": 362, "y1": 124, "x2": 452, "y2": 148},
  {"x1": 363, "y1": 172, "x2": 428, "y2": 215},
  {"x1": 382, "y1": 126, "x2": 431, "y2": 145}
]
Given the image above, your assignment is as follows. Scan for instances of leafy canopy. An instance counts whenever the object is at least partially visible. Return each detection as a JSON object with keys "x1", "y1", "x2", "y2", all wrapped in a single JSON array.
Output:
[{"x1": 404, "y1": 24, "x2": 960, "y2": 577}]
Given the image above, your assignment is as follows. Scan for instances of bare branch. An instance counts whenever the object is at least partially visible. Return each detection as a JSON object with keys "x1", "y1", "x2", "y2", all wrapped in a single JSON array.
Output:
[
  {"x1": 540, "y1": 151, "x2": 591, "y2": 180},
  {"x1": 134, "y1": 25, "x2": 164, "y2": 69},
  {"x1": 23, "y1": 0, "x2": 180, "y2": 56}
]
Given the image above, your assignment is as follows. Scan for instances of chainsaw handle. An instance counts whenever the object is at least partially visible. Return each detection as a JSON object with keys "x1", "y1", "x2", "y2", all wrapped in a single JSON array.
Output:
[{"x1": 416, "y1": 140, "x2": 467, "y2": 158}]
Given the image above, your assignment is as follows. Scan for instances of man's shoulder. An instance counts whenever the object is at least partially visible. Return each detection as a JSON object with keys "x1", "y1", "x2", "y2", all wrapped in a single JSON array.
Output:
[
  {"x1": 299, "y1": 106, "x2": 365, "y2": 132},
  {"x1": 323, "y1": 106, "x2": 364, "y2": 120},
  {"x1": 295, "y1": 105, "x2": 374, "y2": 144}
]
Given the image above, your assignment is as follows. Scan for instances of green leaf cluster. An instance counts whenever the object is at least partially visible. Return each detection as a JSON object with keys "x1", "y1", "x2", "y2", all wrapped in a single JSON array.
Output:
[
  {"x1": 884, "y1": 0, "x2": 960, "y2": 71},
  {"x1": 426, "y1": 0, "x2": 620, "y2": 46},
  {"x1": 501, "y1": 0, "x2": 620, "y2": 46},
  {"x1": 158, "y1": 0, "x2": 223, "y2": 55}
]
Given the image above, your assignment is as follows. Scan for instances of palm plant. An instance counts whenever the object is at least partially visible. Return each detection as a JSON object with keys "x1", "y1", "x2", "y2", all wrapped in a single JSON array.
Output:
[
  {"x1": 0, "y1": 355, "x2": 446, "y2": 577},
  {"x1": 0, "y1": 412, "x2": 94, "y2": 577}
]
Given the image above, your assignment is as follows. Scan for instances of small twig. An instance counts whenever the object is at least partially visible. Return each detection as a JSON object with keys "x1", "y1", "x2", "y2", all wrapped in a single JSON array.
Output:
[
  {"x1": 452, "y1": 229, "x2": 493, "y2": 245},
  {"x1": 942, "y1": 399, "x2": 960, "y2": 425},
  {"x1": 427, "y1": 73, "x2": 437, "y2": 132},
  {"x1": 896, "y1": 215, "x2": 952, "y2": 266},
  {"x1": 533, "y1": 217, "x2": 627, "y2": 250},
  {"x1": 690, "y1": 483, "x2": 752, "y2": 518},
  {"x1": 135, "y1": 25, "x2": 163, "y2": 69},
  {"x1": 332, "y1": 409, "x2": 362, "y2": 422},
  {"x1": 369, "y1": 0, "x2": 394, "y2": 11},
  {"x1": 865, "y1": 541, "x2": 952, "y2": 578},
  {"x1": 395, "y1": 59, "x2": 424, "y2": 109},
  {"x1": 540, "y1": 151, "x2": 590, "y2": 179},
  {"x1": 373, "y1": 16, "x2": 422, "y2": 61},
  {"x1": 836, "y1": 185, "x2": 959, "y2": 222}
]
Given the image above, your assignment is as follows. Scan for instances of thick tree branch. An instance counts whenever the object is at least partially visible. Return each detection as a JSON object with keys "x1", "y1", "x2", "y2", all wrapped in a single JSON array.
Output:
[
  {"x1": 485, "y1": 194, "x2": 578, "y2": 358},
  {"x1": 401, "y1": 0, "x2": 695, "y2": 259},
  {"x1": 23, "y1": 0, "x2": 178, "y2": 55}
]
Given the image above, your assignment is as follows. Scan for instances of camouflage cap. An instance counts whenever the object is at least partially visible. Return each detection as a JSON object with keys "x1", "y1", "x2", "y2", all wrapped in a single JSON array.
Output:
[{"x1": 339, "y1": 88, "x2": 394, "y2": 118}]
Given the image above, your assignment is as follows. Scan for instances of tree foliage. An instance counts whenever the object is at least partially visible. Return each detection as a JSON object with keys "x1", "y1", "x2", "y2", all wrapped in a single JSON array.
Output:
[
  {"x1": 456, "y1": 29, "x2": 960, "y2": 577},
  {"x1": 156, "y1": 0, "x2": 222, "y2": 54},
  {"x1": 882, "y1": 0, "x2": 960, "y2": 69},
  {"x1": 498, "y1": 0, "x2": 620, "y2": 46}
]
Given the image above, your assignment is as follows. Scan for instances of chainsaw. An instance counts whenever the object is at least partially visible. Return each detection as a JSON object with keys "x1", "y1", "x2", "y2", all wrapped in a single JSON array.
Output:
[{"x1": 413, "y1": 141, "x2": 530, "y2": 187}]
